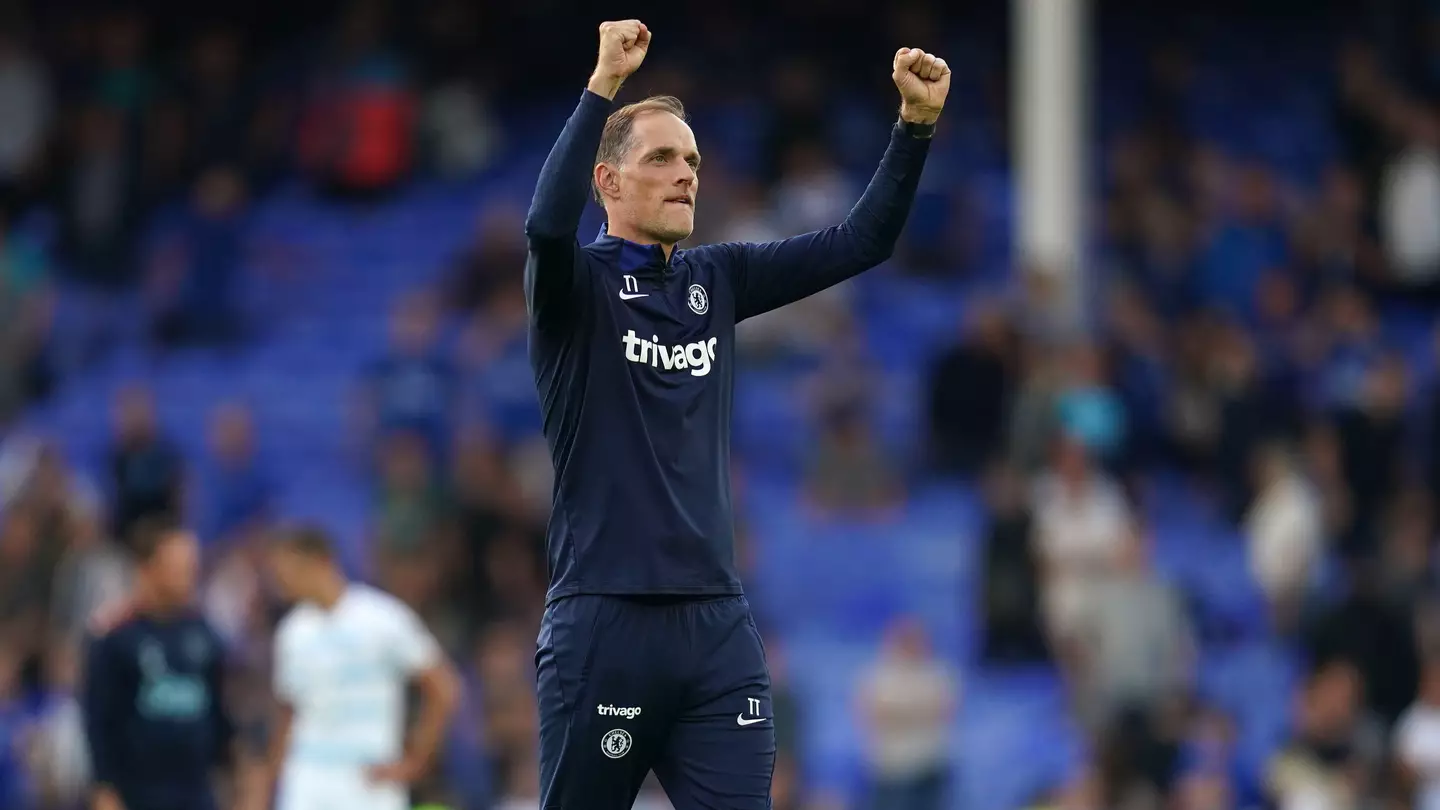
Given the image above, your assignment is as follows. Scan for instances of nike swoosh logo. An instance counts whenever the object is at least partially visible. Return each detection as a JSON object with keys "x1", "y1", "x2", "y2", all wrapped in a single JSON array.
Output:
[
  {"x1": 736, "y1": 715, "x2": 768, "y2": 726},
  {"x1": 618, "y1": 292, "x2": 648, "y2": 300}
]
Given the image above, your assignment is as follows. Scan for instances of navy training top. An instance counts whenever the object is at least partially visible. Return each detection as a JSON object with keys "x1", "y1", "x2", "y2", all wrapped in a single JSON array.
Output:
[
  {"x1": 525, "y1": 89, "x2": 931, "y2": 603},
  {"x1": 81, "y1": 611, "x2": 233, "y2": 810}
]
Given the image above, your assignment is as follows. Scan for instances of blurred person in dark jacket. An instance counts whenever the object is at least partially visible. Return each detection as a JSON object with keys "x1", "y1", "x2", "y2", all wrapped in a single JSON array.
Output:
[
  {"x1": 927, "y1": 302, "x2": 1015, "y2": 476},
  {"x1": 82, "y1": 519, "x2": 237, "y2": 810},
  {"x1": 979, "y1": 462, "x2": 1047, "y2": 664},
  {"x1": 357, "y1": 292, "x2": 457, "y2": 461},
  {"x1": 108, "y1": 385, "x2": 184, "y2": 546},
  {"x1": 52, "y1": 104, "x2": 144, "y2": 289},
  {"x1": 147, "y1": 165, "x2": 249, "y2": 349},
  {"x1": 196, "y1": 402, "x2": 272, "y2": 549},
  {"x1": 1332, "y1": 351, "x2": 1407, "y2": 563},
  {"x1": 1306, "y1": 563, "x2": 1420, "y2": 727}
]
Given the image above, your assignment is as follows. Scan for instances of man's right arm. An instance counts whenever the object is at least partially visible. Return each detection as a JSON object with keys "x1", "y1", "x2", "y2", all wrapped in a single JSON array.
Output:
[{"x1": 523, "y1": 20, "x2": 650, "y2": 329}]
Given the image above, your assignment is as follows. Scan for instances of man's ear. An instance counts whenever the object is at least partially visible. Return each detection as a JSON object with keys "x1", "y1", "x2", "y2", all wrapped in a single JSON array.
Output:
[{"x1": 594, "y1": 163, "x2": 620, "y2": 200}]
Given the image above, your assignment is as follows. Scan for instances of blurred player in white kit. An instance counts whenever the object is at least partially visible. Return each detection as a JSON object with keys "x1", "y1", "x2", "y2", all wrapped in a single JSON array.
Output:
[{"x1": 246, "y1": 525, "x2": 460, "y2": 810}]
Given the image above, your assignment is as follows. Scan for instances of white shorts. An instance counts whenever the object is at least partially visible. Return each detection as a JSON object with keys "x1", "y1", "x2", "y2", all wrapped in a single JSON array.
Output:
[{"x1": 276, "y1": 765, "x2": 408, "y2": 810}]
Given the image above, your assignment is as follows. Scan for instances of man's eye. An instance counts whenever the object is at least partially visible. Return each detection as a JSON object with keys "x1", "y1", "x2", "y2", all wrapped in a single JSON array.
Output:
[{"x1": 652, "y1": 154, "x2": 667, "y2": 163}]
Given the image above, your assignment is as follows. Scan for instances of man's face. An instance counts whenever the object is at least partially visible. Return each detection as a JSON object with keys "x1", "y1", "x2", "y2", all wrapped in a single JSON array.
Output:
[
  {"x1": 267, "y1": 547, "x2": 311, "y2": 602},
  {"x1": 150, "y1": 531, "x2": 200, "y2": 604},
  {"x1": 610, "y1": 112, "x2": 700, "y2": 245}
]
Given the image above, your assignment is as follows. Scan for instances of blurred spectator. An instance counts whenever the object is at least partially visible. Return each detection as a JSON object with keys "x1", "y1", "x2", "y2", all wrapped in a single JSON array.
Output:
[
  {"x1": 47, "y1": 496, "x2": 127, "y2": 649},
  {"x1": 1306, "y1": 564, "x2": 1421, "y2": 727},
  {"x1": 1212, "y1": 325, "x2": 1280, "y2": 523},
  {"x1": 0, "y1": 212, "x2": 55, "y2": 423},
  {"x1": 0, "y1": 648, "x2": 28, "y2": 810},
  {"x1": 299, "y1": 0, "x2": 415, "y2": 201},
  {"x1": 196, "y1": 402, "x2": 272, "y2": 546},
  {"x1": 856, "y1": 618, "x2": 957, "y2": 810},
  {"x1": 24, "y1": 644, "x2": 88, "y2": 810},
  {"x1": 177, "y1": 27, "x2": 254, "y2": 174},
  {"x1": 1379, "y1": 105, "x2": 1440, "y2": 289},
  {"x1": 1172, "y1": 708, "x2": 1240, "y2": 810},
  {"x1": 978, "y1": 463, "x2": 1048, "y2": 665},
  {"x1": 927, "y1": 304, "x2": 1016, "y2": 476},
  {"x1": 1105, "y1": 285, "x2": 1170, "y2": 473},
  {"x1": 1332, "y1": 352, "x2": 1407, "y2": 562},
  {"x1": 1245, "y1": 442, "x2": 1324, "y2": 631},
  {"x1": 804, "y1": 403, "x2": 902, "y2": 519},
  {"x1": 1198, "y1": 163, "x2": 1288, "y2": 321},
  {"x1": 449, "y1": 426, "x2": 536, "y2": 621},
  {"x1": 766, "y1": 636, "x2": 803, "y2": 810},
  {"x1": 473, "y1": 622, "x2": 538, "y2": 805},
  {"x1": 0, "y1": 28, "x2": 50, "y2": 214},
  {"x1": 359, "y1": 292, "x2": 457, "y2": 460},
  {"x1": 1266, "y1": 660, "x2": 1384, "y2": 810},
  {"x1": 1380, "y1": 489, "x2": 1437, "y2": 608},
  {"x1": 1396, "y1": 657, "x2": 1440, "y2": 810},
  {"x1": 1072, "y1": 533, "x2": 1195, "y2": 733},
  {"x1": 420, "y1": 76, "x2": 500, "y2": 179},
  {"x1": 1008, "y1": 339, "x2": 1064, "y2": 473},
  {"x1": 107, "y1": 385, "x2": 183, "y2": 544},
  {"x1": 373, "y1": 430, "x2": 452, "y2": 613},
  {"x1": 445, "y1": 204, "x2": 527, "y2": 315},
  {"x1": 0, "y1": 509, "x2": 46, "y2": 658},
  {"x1": 773, "y1": 141, "x2": 854, "y2": 234},
  {"x1": 1031, "y1": 435, "x2": 1135, "y2": 648},
  {"x1": 93, "y1": 11, "x2": 155, "y2": 117},
  {"x1": 147, "y1": 165, "x2": 249, "y2": 348},
  {"x1": 1310, "y1": 286, "x2": 1383, "y2": 415},
  {"x1": 1054, "y1": 341, "x2": 1126, "y2": 463},
  {"x1": 51, "y1": 104, "x2": 143, "y2": 288}
]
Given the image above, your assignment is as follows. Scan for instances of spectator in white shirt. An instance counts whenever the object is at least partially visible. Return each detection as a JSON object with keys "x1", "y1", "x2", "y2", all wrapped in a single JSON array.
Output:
[
  {"x1": 1395, "y1": 658, "x2": 1440, "y2": 810},
  {"x1": 1031, "y1": 434, "x2": 1135, "y2": 649},
  {"x1": 1245, "y1": 443, "x2": 1324, "y2": 632},
  {"x1": 856, "y1": 617, "x2": 958, "y2": 810}
]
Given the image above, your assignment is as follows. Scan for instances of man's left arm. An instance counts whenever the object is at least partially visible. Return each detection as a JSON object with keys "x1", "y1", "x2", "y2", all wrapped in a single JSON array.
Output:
[
  {"x1": 730, "y1": 48, "x2": 950, "y2": 321},
  {"x1": 368, "y1": 605, "x2": 461, "y2": 785}
]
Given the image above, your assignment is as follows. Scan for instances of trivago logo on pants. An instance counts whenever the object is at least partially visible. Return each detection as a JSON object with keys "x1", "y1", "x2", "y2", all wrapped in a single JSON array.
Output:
[{"x1": 621, "y1": 330, "x2": 718, "y2": 377}]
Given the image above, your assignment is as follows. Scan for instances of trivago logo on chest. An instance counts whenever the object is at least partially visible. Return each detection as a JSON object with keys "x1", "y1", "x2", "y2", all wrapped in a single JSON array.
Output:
[{"x1": 621, "y1": 330, "x2": 718, "y2": 377}]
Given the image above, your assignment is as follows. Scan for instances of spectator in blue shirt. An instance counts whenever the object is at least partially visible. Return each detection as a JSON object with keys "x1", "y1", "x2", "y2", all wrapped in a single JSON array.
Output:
[
  {"x1": 359, "y1": 292, "x2": 457, "y2": 463},
  {"x1": 197, "y1": 402, "x2": 271, "y2": 547}
]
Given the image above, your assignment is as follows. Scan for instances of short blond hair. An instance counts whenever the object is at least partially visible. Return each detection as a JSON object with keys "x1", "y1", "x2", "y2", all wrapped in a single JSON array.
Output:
[{"x1": 593, "y1": 95, "x2": 688, "y2": 202}]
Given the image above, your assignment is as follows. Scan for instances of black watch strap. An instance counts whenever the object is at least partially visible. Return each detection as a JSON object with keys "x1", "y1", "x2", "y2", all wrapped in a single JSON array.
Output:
[{"x1": 900, "y1": 119, "x2": 937, "y2": 140}]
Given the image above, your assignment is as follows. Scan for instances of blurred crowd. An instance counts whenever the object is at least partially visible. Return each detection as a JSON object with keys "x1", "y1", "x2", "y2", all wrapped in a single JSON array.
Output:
[
  {"x1": 5, "y1": 0, "x2": 1440, "y2": 810},
  {"x1": 917, "y1": 11, "x2": 1440, "y2": 810}
]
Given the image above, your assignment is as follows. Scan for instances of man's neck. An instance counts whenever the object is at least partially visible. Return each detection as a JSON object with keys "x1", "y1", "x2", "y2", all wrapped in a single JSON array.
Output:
[
  {"x1": 133, "y1": 583, "x2": 182, "y2": 619},
  {"x1": 604, "y1": 221, "x2": 674, "y2": 259},
  {"x1": 311, "y1": 574, "x2": 348, "y2": 611}
]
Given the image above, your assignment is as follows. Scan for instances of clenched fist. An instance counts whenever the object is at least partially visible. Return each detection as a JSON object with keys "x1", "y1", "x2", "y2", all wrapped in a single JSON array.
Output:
[
  {"x1": 589, "y1": 20, "x2": 651, "y2": 100},
  {"x1": 893, "y1": 48, "x2": 951, "y2": 126}
]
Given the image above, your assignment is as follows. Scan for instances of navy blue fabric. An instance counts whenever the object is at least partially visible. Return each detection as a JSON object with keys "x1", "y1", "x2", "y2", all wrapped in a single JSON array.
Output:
[
  {"x1": 535, "y1": 595, "x2": 775, "y2": 810},
  {"x1": 81, "y1": 612, "x2": 232, "y2": 810},
  {"x1": 524, "y1": 91, "x2": 930, "y2": 603}
]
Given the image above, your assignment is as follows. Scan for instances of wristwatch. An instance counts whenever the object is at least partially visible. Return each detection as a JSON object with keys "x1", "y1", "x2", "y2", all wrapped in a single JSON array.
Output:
[{"x1": 900, "y1": 119, "x2": 937, "y2": 139}]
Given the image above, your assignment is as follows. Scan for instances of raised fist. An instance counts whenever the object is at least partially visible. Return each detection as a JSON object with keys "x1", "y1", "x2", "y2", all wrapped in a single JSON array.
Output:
[
  {"x1": 893, "y1": 48, "x2": 951, "y2": 126},
  {"x1": 595, "y1": 20, "x2": 651, "y2": 84}
]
